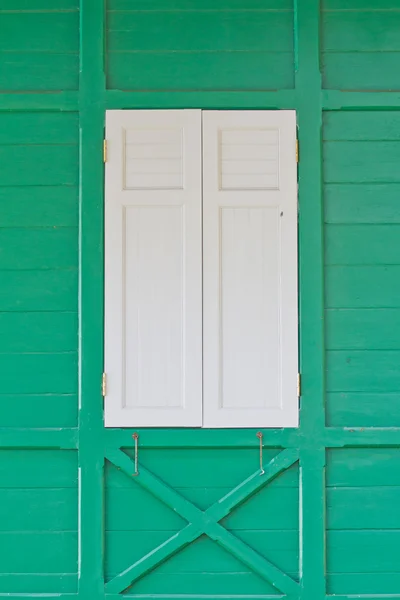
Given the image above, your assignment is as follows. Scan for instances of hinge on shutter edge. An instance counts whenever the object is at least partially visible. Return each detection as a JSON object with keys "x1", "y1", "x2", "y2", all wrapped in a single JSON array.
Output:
[
  {"x1": 297, "y1": 373, "x2": 301, "y2": 398},
  {"x1": 296, "y1": 139, "x2": 299, "y2": 163},
  {"x1": 103, "y1": 139, "x2": 107, "y2": 163},
  {"x1": 102, "y1": 372, "x2": 107, "y2": 397}
]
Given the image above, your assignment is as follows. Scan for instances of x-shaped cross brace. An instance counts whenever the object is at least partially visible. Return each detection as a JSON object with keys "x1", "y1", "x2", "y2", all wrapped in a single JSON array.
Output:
[{"x1": 105, "y1": 447, "x2": 299, "y2": 595}]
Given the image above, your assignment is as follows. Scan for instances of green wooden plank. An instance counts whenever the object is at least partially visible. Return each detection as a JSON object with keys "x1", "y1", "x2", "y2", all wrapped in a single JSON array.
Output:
[
  {"x1": 0, "y1": 531, "x2": 77, "y2": 572},
  {"x1": 0, "y1": 352, "x2": 78, "y2": 394},
  {"x1": 328, "y1": 530, "x2": 400, "y2": 573},
  {"x1": 0, "y1": 0, "x2": 78, "y2": 8},
  {"x1": 0, "y1": 51, "x2": 79, "y2": 91},
  {"x1": 0, "y1": 449, "x2": 77, "y2": 487},
  {"x1": 323, "y1": 0, "x2": 400, "y2": 9},
  {"x1": 0, "y1": 312, "x2": 78, "y2": 353},
  {"x1": 0, "y1": 393, "x2": 78, "y2": 428},
  {"x1": 322, "y1": 90, "x2": 400, "y2": 110},
  {"x1": 0, "y1": 13, "x2": 79, "y2": 51},
  {"x1": 326, "y1": 309, "x2": 400, "y2": 350},
  {"x1": 325, "y1": 184, "x2": 400, "y2": 224},
  {"x1": 0, "y1": 187, "x2": 78, "y2": 228},
  {"x1": 0, "y1": 228, "x2": 78, "y2": 270},
  {"x1": 326, "y1": 350, "x2": 400, "y2": 392},
  {"x1": 324, "y1": 141, "x2": 400, "y2": 183},
  {"x1": 323, "y1": 112, "x2": 400, "y2": 141},
  {"x1": 0, "y1": 488, "x2": 77, "y2": 531},
  {"x1": 327, "y1": 448, "x2": 400, "y2": 487},
  {"x1": 0, "y1": 92, "x2": 80, "y2": 111},
  {"x1": 0, "y1": 574, "x2": 77, "y2": 594},
  {"x1": 326, "y1": 392, "x2": 400, "y2": 427},
  {"x1": 322, "y1": 52, "x2": 400, "y2": 91},
  {"x1": 327, "y1": 487, "x2": 400, "y2": 530},
  {"x1": 0, "y1": 145, "x2": 78, "y2": 186},
  {"x1": 107, "y1": 51, "x2": 294, "y2": 91},
  {"x1": 325, "y1": 224, "x2": 400, "y2": 265},
  {"x1": 323, "y1": 12, "x2": 400, "y2": 51},
  {"x1": 0, "y1": 113, "x2": 78, "y2": 145},
  {"x1": 326, "y1": 266, "x2": 400, "y2": 308},
  {"x1": 0, "y1": 269, "x2": 77, "y2": 311},
  {"x1": 0, "y1": 428, "x2": 78, "y2": 449},
  {"x1": 108, "y1": 0, "x2": 293, "y2": 8},
  {"x1": 328, "y1": 572, "x2": 400, "y2": 596},
  {"x1": 107, "y1": 11, "x2": 293, "y2": 52}
]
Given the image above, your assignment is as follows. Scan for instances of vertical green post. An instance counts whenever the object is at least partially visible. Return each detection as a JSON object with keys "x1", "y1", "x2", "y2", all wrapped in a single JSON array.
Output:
[
  {"x1": 294, "y1": 1, "x2": 326, "y2": 599},
  {"x1": 78, "y1": 2, "x2": 106, "y2": 600}
]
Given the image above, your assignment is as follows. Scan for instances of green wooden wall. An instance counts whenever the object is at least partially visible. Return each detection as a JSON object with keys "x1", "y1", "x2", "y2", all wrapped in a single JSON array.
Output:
[{"x1": 0, "y1": 0, "x2": 400, "y2": 599}]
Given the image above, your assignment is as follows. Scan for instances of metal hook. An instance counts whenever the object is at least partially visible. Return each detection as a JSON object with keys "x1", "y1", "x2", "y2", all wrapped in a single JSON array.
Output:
[
  {"x1": 132, "y1": 433, "x2": 139, "y2": 476},
  {"x1": 256, "y1": 432, "x2": 265, "y2": 476}
]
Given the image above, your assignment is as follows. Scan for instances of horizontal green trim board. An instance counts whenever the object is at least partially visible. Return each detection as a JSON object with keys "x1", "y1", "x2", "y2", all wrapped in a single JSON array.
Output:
[
  {"x1": 326, "y1": 392, "x2": 400, "y2": 428},
  {"x1": 324, "y1": 0, "x2": 400, "y2": 7},
  {"x1": 0, "y1": 92, "x2": 79, "y2": 111},
  {"x1": 324, "y1": 184, "x2": 400, "y2": 224},
  {"x1": 322, "y1": 12, "x2": 400, "y2": 51},
  {"x1": 107, "y1": 11, "x2": 293, "y2": 53},
  {"x1": 325, "y1": 224, "x2": 400, "y2": 265},
  {"x1": 325, "y1": 266, "x2": 400, "y2": 308},
  {"x1": 0, "y1": 269, "x2": 78, "y2": 311},
  {"x1": 105, "y1": 89, "x2": 297, "y2": 109},
  {"x1": 327, "y1": 447, "x2": 400, "y2": 486},
  {"x1": 0, "y1": 0, "x2": 78, "y2": 7},
  {"x1": 326, "y1": 350, "x2": 400, "y2": 392},
  {"x1": 0, "y1": 312, "x2": 78, "y2": 353},
  {"x1": 0, "y1": 12, "x2": 79, "y2": 52},
  {"x1": 106, "y1": 52, "x2": 294, "y2": 91},
  {"x1": 0, "y1": 112, "x2": 78, "y2": 144},
  {"x1": 0, "y1": 575, "x2": 77, "y2": 594},
  {"x1": 104, "y1": 427, "x2": 299, "y2": 448},
  {"x1": 322, "y1": 52, "x2": 400, "y2": 91},
  {"x1": 0, "y1": 227, "x2": 78, "y2": 270},
  {"x1": 0, "y1": 394, "x2": 78, "y2": 428},
  {"x1": 328, "y1": 575, "x2": 400, "y2": 596},
  {"x1": 326, "y1": 308, "x2": 400, "y2": 350},
  {"x1": 325, "y1": 428, "x2": 400, "y2": 447},
  {"x1": 323, "y1": 111, "x2": 400, "y2": 141},
  {"x1": 0, "y1": 428, "x2": 78, "y2": 448},
  {"x1": 327, "y1": 486, "x2": 400, "y2": 530},
  {"x1": 323, "y1": 141, "x2": 400, "y2": 184},
  {"x1": 108, "y1": 0, "x2": 293, "y2": 8},
  {"x1": 0, "y1": 52, "x2": 79, "y2": 92},
  {"x1": 322, "y1": 90, "x2": 400, "y2": 109}
]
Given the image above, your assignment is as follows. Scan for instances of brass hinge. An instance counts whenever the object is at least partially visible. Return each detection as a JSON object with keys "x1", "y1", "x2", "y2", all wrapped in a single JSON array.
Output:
[
  {"x1": 101, "y1": 372, "x2": 107, "y2": 397},
  {"x1": 296, "y1": 139, "x2": 299, "y2": 163},
  {"x1": 297, "y1": 373, "x2": 301, "y2": 397},
  {"x1": 103, "y1": 139, "x2": 107, "y2": 163}
]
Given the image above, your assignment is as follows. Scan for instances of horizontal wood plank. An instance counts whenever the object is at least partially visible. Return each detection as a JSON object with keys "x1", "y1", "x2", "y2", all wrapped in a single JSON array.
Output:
[
  {"x1": 326, "y1": 350, "x2": 400, "y2": 392},
  {"x1": 0, "y1": 269, "x2": 77, "y2": 311},
  {"x1": 0, "y1": 352, "x2": 78, "y2": 394},
  {"x1": 325, "y1": 266, "x2": 400, "y2": 308},
  {"x1": 326, "y1": 392, "x2": 400, "y2": 427},
  {"x1": 325, "y1": 184, "x2": 400, "y2": 224},
  {"x1": 0, "y1": 394, "x2": 78, "y2": 428},
  {"x1": 0, "y1": 312, "x2": 77, "y2": 352}
]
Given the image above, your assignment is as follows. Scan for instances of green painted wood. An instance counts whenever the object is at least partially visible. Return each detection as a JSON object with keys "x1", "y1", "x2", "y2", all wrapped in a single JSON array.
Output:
[
  {"x1": 322, "y1": 53, "x2": 400, "y2": 91},
  {"x1": 0, "y1": 52, "x2": 79, "y2": 91},
  {"x1": 0, "y1": 353, "x2": 78, "y2": 394},
  {"x1": 0, "y1": 228, "x2": 78, "y2": 270},
  {"x1": 0, "y1": 0, "x2": 78, "y2": 7},
  {"x1": 109, "y1": 0, "x2": 293, "y2": 7},
  {"x1": 325, "y1": 266, "x2": 400, "y2": 308},
  {"x1": 0, "y1": 312, "x2": 77, "y2": 352},
  {"x1": 326, "y1": 309, "x2": 400, "y2": 350},
  {"x1": 0, "y1": 92, "x2": 79, "y2": 112},
  {"x1": 0, "y1": 394, "x2": 78, "y2": 428},
  {"x1": 323, "y1": 12, "x2": 400, "y2": 51},
  {"x1": 0, "y1": 531, "x2": 77, "y2": 572},
  {"x1": 0, "y1": 13, "x2": 79, "y2": 52},
  {"x1": 0, "y1": 187, "x2": 78, "y2": 227},
  {"x1": 323, "y1": 111, "x2": 400, "y2": 141},
  {"x1": 327, "y1": 486, "x2": 400, "y2": 530},
  {"x1": 0, "y1": 113, "x2": 79, "y2": 144},
  {"x1": 0, "y1": 574, "x2": 77, "y2": 594},
  {"x1": 325, "y1": 225, "x2": 400, "y2": 265},
  {"x1": 107, "y1": 11, "x2": 293, "y2": 53},
  {"x1": 326, "y1": 350, "x2": 400, "y2": 392},
  {"x1": 0, "y1": 269, "x2": 78, "y2": 311},
  {"x1": 326, "y1": 392, "x2": 400, "y2": 427},
  {"x1": 0, "y1": 450, "x2": 77, "y2": 486},
  {"x1": 327, "y1": 573, "x2": 400, "y2": 596},
  {"x1": 325, "y1": 184, "x2": 400, "y2": 224},
  {"x1": 0, "y1": 145, "x2": 78, "y2": 186},
  {"x1": 322, "y1": 90, "x2": 400, "y2": 110},
  {"x1": 324, "y1": 141, "x2": 400, "y2": 183}
]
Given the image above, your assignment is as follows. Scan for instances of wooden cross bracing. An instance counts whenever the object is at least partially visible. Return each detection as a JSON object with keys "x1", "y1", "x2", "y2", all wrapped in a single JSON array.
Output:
[{"x1": 105, "y1": 447, "x2": 300, "y2": 595}]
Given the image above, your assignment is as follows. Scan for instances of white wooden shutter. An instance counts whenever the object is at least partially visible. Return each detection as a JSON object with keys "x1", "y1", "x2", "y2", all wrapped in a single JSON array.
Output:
[
  {"x1": 104, "y1": 110, "x2": 202, "y2": 427},
  {"x1": 202, "y1": 111, "x2": 298, "y2": 428}
]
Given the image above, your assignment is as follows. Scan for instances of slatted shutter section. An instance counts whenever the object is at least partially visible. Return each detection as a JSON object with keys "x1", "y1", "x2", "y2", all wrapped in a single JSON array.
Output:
[
  {"x1": 104, "y1": 110, "x2": 202, "y2": 427},
  {"x1": 202, "y1": 111, "x2": 298, "y2": 428}
]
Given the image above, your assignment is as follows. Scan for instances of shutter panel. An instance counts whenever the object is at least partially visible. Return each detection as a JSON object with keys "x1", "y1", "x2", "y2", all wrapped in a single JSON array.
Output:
[
  {"x1": 105, "y1": 110, "x2": 202, "y2": 427},
  {"x1": 202, "y1": 111, "x2": 298, "y2": 428}
]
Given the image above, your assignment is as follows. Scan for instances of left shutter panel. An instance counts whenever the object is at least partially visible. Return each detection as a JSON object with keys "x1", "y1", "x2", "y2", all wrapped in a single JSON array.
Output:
[{"x1": 104, "y1": 110, "x2": 202, "y2": 427}]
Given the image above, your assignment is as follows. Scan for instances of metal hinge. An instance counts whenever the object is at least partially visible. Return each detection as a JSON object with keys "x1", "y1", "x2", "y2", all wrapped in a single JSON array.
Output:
[
  {"x1": 102, "y1": 372, "x2": 107, "y2": 397},
  {"x1": 103, "y1": 139, "x2": 107, "y2": 163},
  {"x1": 297, "y1": 373, "x2": 301, "y2": 397},
  {"x1": 296, "y1": 139, "x2": 299, "y2": 163}
]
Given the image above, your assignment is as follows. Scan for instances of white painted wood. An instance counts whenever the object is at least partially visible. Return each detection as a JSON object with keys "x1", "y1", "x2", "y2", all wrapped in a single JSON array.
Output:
[
  {"x1": 105, "y1": 110, "x2": 202, "y2": 427},
  {"x1": 202, "y1": 111, "x2": 298, "y2": 428}
]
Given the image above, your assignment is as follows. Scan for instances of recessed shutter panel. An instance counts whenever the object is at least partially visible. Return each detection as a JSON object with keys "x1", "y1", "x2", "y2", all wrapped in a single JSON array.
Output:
[
  {"x1": 105, "y1": 110, "x2": 202, "y2": 427},
  {"x1": 202, "y1": 111, "x2": 298, "y2": 428}
]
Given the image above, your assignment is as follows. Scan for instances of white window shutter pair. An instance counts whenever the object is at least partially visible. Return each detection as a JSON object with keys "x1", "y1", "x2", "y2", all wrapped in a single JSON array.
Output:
[{"x1": 104, "y1": 110, "x2": 298, "y2": 428}]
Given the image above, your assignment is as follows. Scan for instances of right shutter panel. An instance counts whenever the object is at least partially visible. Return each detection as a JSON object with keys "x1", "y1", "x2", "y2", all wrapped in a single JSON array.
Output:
[{"x1": 202, "y1": 111, "x2": 298, "y2": 428}]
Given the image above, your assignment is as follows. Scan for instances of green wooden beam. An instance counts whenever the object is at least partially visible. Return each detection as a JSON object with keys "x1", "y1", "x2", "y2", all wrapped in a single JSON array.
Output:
[
  {"x1": 0, "y1": 428, "x2": 78, "y2": 449},
  {"x1": 78, "y1": 1, "x2": 106, "y2": 600},
  {"x1": 294, "y1": 2, "x2": 326, "y2": 600},
  {"x1": 0, "y1": 92, "x2": 79, "y2": 111},
  {"x1": 105, "y1": 90, "x2": 297, "y2": 110},
  {"x1": 322, "y1": 90, "x2": 400, "y2": 110}
]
